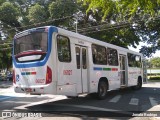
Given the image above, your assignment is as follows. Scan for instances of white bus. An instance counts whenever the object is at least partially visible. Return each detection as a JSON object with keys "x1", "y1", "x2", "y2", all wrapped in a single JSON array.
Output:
[{"x1": 13, "y1": 26, "x2": 144, "y2": 99}]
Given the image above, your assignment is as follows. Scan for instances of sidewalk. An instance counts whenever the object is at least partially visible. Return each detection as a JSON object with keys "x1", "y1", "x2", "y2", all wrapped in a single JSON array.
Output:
[
  {"x1": 0, "y1": 81, "x2": 13, "y2": 88},
  {"x1": 143, "y1": 82, "x2": 160, "y2": 88}
]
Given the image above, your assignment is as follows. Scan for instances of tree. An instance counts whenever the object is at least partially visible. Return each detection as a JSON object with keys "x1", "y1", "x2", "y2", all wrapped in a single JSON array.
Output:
[
  {"x1": 48, "y1": 0, "x2": 79, "y2": 28},
  {"x1": 0, "y1": 44, "x2": 12, "y2": 70},
  {"x1": 0, "y1": 0, "x2": 159, "y2": 70},
  {"x1": 139, "y1": 19, "x2": 160, "y2": 57},
  {"x1": 150, "y1": 57, "x2": 160, "y2": 68},
  {"x1": 82, "y1": 0, "x2": 160, "y2": 57},
  {"x1": 83, "y1": 0, "x2": 160, "y2": 21},
  {"x1": 0, "y1": 1, "x2": 21, "y2": 69},
  {"x1": 27, "y1": 4, "x2": 48, "y2": 23},
  {"x1": 0, "y1": 2, "x2": 20, "y2": 29}
]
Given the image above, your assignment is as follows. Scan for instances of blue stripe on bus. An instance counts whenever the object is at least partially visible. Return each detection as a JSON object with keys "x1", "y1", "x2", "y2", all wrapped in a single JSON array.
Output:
[
  {"x1": 21, "y1": 72, "x2": 26, "y2": 75},
  {"x1": 12, "y1": 26, "x2": 58, "y2": 68},
  {"x1": 93, "y1": 67, "x2": 103, "y2": 71}
]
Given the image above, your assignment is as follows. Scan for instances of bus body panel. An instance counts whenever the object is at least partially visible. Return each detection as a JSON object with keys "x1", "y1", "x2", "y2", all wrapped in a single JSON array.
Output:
[
  {"x1": 89, "y1": 65, "x2": 120, "y2": 91},
  {"x1": 128, "y1": 67, "x2": 142, "y2": 86},
  {"x1": 13, "y1": 66, "x2": 57, "y2": 94}
]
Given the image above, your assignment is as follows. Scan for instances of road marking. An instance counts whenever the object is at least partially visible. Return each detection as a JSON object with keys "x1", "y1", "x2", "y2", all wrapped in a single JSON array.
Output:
[
  {"x1": 3, "y1": 101, "x2": 31, "y2": 104},
  {"x1": 149, "y1": 97, "x2": 158, "y2": 106},
  {"x1": 109, "y1": 95, "x2": 121, "y2": 103},
  {"x1": 129, "y1": 98, "x2": 139, "y2": 105}
]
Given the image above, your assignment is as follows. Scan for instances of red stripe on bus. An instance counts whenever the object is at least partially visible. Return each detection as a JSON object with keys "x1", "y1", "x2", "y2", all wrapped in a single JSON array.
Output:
[
  {"x1": 112, "y1": 68, "x2": 118, "y2": 71},
  {"x1": 31, "y1": 72, "x2": 36, "y2": 75}
]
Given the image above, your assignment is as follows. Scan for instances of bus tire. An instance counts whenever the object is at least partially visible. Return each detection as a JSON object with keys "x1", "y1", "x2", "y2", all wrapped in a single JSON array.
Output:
[
  {"x1": 97, "y1": 80, "x2": 108, "y2": 100},
  {"x1": 132, "y1": 77, "x2": 142, "y2": 90},
  {"x1": 30, "y1": 93, "x2": 41, "y2": 95},
  {"x1": 67, "y1": 96, "x2": 78, "y2": 99}
]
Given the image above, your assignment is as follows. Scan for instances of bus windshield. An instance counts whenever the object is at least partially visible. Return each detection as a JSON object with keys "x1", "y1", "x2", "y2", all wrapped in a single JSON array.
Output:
[{"x1": 14, "y1": 32, "x2": 48, "y2": 56}]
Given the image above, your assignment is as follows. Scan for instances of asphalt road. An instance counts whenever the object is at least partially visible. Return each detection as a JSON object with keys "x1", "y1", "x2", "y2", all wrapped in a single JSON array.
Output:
[{"x1": 0, "y1": 81, "x2": 160, "y2": 120}]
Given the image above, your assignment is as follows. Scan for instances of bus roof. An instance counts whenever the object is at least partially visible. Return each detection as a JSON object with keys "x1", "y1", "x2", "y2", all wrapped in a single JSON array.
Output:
[
  {"x1": 14, "y1": 26, "x2": 143, "y2": 56},
  {"x1": 56, "y1": 26, "x2": 142, "y2": 56}
]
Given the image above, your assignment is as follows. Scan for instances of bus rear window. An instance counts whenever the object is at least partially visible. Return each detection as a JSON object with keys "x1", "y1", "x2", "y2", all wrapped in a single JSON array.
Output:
[{"x1": 14, "y1": 32, "x2": 48, "y2": 55}]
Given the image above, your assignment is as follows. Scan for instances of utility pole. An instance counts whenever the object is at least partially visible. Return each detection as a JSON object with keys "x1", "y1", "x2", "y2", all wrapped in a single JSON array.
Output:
[
  {"x1": 73, "y1": 11, "x2": 83, "y2": 33},
  {"x1": 75, "y1": 19, "x2": 78, "y2": 33}
]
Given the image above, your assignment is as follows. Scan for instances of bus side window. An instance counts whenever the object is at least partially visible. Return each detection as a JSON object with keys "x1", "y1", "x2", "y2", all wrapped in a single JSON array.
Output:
[
  {"x1": 92, "y1": 44, "x2": 107, "y2": 65},
  {"x1": 127, "y1": 53, "x2": 141, "y2": 68},
  {"x1": 107, "y1": 48, "x2": 118, "y2": 66},
  {"x1": 57, "y1": 35, "x2": 71, "y2": 62}
]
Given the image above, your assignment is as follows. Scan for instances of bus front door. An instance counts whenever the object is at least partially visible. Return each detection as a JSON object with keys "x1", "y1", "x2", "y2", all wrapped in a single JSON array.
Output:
[
  {"x1": 75, "y1": 46, "x2": 88, "y2": 94},
  {"x1": 119, "y1": 55, "x2": 127, "y2": 86}
]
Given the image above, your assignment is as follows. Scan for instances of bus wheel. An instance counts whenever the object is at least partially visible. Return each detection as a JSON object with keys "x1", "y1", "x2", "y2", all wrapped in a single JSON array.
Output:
[
  {"x1": 97, "y1": 81, "x2": 108, "y2": 100},
  {"x1": 132, "y1": 78, "x2": 142, "y2": 90},
  {"x1": 67, "y1": 96, "x2": 78, "y2": 99},
  {"x1": 137, "y1": 78, "x2": 142, "y2": 89}
]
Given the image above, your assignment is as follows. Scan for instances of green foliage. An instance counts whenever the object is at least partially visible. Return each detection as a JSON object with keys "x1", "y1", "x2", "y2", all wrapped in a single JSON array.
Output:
[
  {"x1": 0, "y1": 2, "x2": 19, "y2": 24},
  {"x1": 84, "y1": 0, "x2": 117, "y2": 20},
  {"x1": 87, "y1": 27, "x2": 140, "y2": 48},
  {"x1": 83, "y1": 0, "x2": 160, "y2": 57},
  {"x1": 0, "y1": 0, "x2": 6, "y2": 5},
  {"x1": 150, "y1": 57, "x2": 160, "y2": 68},
  {"x1": 83, "y1": 0, "x2": 160, "y2": 21},
  {"x1": 0, "y1": 1, "x2": 20, "y2": 69},
  {"x1": 0, "y1": 44, "x2": 12, "y2": 69},
  {"x1": 0, "y1": 0, "x2": 160, "y2": 69},
  {"x1": 48, "y1": 0, "x2": 78, "y2": 27},
  {"x1": 28, "y1": 4, "x2": 47, "y2": 23},
  {"x1": 49, "y1": 0, "x2": 78, "y2": 19}
]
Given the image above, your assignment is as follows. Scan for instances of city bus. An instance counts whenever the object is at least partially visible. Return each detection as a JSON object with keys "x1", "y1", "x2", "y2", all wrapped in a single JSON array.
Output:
[{"x1": 13, "y1": 26, "x2": 144, "y2": 99}]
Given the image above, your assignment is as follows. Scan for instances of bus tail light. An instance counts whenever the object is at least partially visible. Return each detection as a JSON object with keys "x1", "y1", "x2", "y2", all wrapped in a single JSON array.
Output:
[
  {"x1": 46, "y1": 66, "x2": 52, "y2": 84},
  {"x1": 13, "y1": 70, "x2": 16, "y2": 84}
]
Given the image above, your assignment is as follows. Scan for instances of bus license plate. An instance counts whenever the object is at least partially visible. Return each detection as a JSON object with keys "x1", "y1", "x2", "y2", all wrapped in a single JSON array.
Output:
[{"x1": 25, "y1": 88, "x2": 32, "y2": 92}]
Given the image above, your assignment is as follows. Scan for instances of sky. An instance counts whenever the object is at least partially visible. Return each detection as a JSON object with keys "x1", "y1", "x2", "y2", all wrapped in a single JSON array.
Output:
[{"x1": 128, "y1": 42, "x2": 160, "y2": 58}]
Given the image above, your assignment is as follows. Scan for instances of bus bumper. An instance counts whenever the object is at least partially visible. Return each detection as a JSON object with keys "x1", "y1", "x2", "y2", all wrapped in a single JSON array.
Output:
[{"x1": 13, "y1": 83, "x2": 57, "y2": 94}]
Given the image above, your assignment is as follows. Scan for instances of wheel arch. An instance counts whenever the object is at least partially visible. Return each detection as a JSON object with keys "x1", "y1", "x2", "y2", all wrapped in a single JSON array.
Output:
[
  {"x1": 138, "y1": 76, "x2": 142, "y2": 83},
  {"x1": 132, "y1": 75, "x2": 143, "y2": 90},
  {"x1": 98, "y1": 77, "x2": 109, "y2": 90}
]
